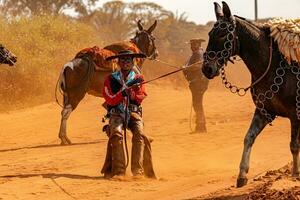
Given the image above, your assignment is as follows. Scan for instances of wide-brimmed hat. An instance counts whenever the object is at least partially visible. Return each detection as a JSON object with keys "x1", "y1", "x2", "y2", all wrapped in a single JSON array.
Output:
[
  {"x1": 187, "y1": 38, "x2": 206, "y2": 45},
  {"x1": 106, "y1": 50, "x2": 146, "y2": 61}
]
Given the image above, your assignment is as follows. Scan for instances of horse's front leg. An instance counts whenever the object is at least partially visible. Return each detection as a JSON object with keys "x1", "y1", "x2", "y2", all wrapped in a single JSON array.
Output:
[
  {"x1": 290, "y1": 120, "x2": 300, "y2": 176},
  {"x1": 237, "y1": 109, "x2": 270, "y2": 187}
]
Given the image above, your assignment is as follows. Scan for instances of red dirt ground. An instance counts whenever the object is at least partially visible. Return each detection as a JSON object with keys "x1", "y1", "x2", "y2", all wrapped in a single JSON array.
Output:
[{"x1": 0, "y1": 77, "x2": 299, "y2": 199}]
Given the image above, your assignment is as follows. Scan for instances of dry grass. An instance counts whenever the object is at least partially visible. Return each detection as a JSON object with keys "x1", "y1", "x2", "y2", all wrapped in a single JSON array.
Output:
[
  {"x1": 0, "y1": 15, "x2": 250, "y2": 112},
  {"x1": 0, "y1": 15, "x2": 103, "y2": 111}
]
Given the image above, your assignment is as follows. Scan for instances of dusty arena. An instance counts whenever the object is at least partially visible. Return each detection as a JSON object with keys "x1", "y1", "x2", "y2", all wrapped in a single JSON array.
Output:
[
  {"x1": 1, "y1": 74, "x2": 299, "y2": 199},
  {"x1": 1, "y1": 0, "x2": 300, "y2": 199}
]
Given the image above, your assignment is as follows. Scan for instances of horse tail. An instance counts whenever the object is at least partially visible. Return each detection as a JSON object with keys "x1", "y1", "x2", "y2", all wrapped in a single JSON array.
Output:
[{"x1": 55, "y1": 61, "x2": 74, "y2": 108}]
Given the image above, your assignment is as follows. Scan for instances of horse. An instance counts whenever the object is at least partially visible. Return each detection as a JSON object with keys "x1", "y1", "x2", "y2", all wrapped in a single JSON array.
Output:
[
  {"x1": 0, "y1": 44, "x2": 17, "y2": 66},
  {"x1": 57, "y1": 20, "x2": 158, "y2": 145},
  {"x1": 202, "y1": 1, "x2": 300, "y2": 187}
]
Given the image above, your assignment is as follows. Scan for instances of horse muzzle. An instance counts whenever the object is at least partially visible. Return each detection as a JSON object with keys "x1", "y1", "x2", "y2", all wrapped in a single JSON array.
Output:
[
  {"x1": 8, "y1": 55, "x2": 17, "y2": 66},
  {"x1": 148, "y1": 50, "x2": 158, "y2": 60},
  {"x1": 202, "y1": 62, "x2": 220, "y2": 79}
]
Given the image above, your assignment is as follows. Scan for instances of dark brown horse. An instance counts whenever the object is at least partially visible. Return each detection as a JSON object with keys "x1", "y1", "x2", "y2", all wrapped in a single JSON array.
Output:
[
  {"x1": 57, "y1": 20, "x2": 158, "y2": 145},
  {"x1": 0, "y1": 44, "x2": 17, "y2": 66},
  {"x1": 202, "y1": 1, "x2": 300, "y2": 187}
]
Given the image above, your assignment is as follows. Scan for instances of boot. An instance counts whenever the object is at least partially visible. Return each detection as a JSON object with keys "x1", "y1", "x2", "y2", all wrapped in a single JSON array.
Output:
[
  {"x1": 101, "y1": 138, "x2": 113, "y2": 178},
  {"x1": 131, "y1": 134, "x2": 144, "y2": 176},
  {"x1": 111, "y1": 136, "x2": 126, "y2": 176},
  {"x1": 142, "y1": 135, "x2": 156, "y2": 179}
]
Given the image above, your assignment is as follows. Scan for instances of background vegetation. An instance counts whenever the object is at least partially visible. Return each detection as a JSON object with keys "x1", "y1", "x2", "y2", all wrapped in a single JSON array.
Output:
[{"x1": 0, "y1": 0, "x2": 212, "y2": 111}]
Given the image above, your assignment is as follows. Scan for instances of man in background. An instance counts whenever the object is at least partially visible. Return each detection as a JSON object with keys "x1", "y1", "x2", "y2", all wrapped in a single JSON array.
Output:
[{"x1": 183, "y1": 38, "x2": 209, "y2": 133}]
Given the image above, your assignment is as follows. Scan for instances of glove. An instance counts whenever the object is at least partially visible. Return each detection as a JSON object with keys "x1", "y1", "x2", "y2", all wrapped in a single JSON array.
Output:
[{"x1": 127, "y1": 77, "x2": 144, "y2": 87}]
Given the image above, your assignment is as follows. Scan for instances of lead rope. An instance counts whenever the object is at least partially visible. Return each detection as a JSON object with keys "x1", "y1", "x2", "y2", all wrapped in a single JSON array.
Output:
[
  {"x1": 150, "y1": 57, "x2": 202, "y2": 132},
  {"x1": 123, "y1": 96, "x2": 130, "y2": 169},
  {"x1": 120, "y1": 73, "x2": 130, "y2": 170},
  {"x1": 189, "y1": 100, "x2": 193, "y2": 132}
]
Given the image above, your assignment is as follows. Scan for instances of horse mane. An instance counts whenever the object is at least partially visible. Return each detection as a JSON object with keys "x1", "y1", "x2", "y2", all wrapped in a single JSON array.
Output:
[{"x1": 234, "y1": 15, "x2": 268, "y2": 40}]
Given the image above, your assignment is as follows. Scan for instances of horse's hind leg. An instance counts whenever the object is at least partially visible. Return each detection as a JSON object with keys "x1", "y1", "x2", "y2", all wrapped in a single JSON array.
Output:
[
  {"x1": 58, "y1": 103, "x2": 73, "y2": 145},
  {"x1": 58, "y1": 60, "x2": 88, "y2": 145},
  {"x1": 237, "y1": 109, "x2": 269, "y2": 187},
  {"x1": 290, "y1": 120, "x2": 300, "y2": 176}
]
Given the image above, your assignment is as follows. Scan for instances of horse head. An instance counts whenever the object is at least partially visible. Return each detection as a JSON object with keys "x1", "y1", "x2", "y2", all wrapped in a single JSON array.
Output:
[
  {"x1": 0, "y1": 44, "x2": 17, "y2": 66},
  {"x1": 131, "y1": 20, "x2": 158, "y2": 60},
  {"x1": 202, "y1": 1, "x2": 238, "y2": 79}
]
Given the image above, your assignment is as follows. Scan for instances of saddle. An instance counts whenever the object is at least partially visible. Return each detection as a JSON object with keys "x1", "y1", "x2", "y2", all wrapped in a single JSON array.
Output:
[
  {"x1": 75, "y1": 46, "x2": 118, "y2": 71},
  {"x1": 264, "y1": 18, "x2": 300, "y2": 64}
]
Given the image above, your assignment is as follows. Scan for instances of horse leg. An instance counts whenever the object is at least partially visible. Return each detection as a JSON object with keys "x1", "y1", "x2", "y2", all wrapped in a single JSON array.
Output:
[
  {"x1": 58, "y1": 103, "x2": 73, "y2": 145},
  {"x1": 58, "y1": 58, "x2": 90, "y2": 145},
  {"x1": 290, "y1": 120, "x2": 300, "y2": 176},
  {"x1": 237, "y1": 109, "x2": 269, "y2": 187}
]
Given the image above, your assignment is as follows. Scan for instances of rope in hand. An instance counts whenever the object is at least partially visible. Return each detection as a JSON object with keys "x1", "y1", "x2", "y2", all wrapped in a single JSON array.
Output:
[
  {"x1": 131, "y1": 60, "x2": 203, "y2": 88},
  {"x1": 121, "y1": 60, "x2": 204, "y2": 169}
]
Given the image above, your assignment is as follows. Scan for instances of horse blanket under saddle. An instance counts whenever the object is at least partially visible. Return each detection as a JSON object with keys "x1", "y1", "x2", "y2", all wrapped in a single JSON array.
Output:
[
  {"x1": 75, "y1": 46, "x2": 118, "y2": 71},
  {"x1": 264, "y1": 18, "x2": 300, "y2": 64}
]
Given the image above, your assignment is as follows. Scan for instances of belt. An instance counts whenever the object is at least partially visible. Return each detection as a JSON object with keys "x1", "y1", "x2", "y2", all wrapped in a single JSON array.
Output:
[
  {"x1": 110, "y1": 108, "x2": 123, "y2": 114},
  {"x1": 128, "y1": 104, "x2": 142, "y2": 113}
]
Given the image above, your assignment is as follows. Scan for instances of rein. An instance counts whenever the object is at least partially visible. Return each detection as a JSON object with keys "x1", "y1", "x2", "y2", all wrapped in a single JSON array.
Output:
[
  {"x1": 151, "y1": 58, "x2": 181, "y2": 69},
  {"x1": 246, "y1": 37, "x2": 273, "y2": 90},
  {"x1": 133, "y1": 60, "x2": 203, "y2": 87},
  {"x1": 220, "y1": 37, "x2": 273, "y2": 96}
]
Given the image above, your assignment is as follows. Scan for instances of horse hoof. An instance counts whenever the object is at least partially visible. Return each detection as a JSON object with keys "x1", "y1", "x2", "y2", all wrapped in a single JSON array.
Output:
[
  {"x1": 236, "y1": 177, "x2": 248, "y2": 188},
  {"x1": 66, "y1": 138, "x2": 72, "y2": 145},
  {"x1": 60, "y1": 138, "x2": 72, "y2": 145}
]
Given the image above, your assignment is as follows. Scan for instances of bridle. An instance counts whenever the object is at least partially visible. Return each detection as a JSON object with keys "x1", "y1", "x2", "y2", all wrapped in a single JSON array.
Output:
[
  {"x1": 204, "y1": 19, "x2": 239, "y2": 68},
  {"x1": 204, "y1": 18, "x2": 273, "y2": 96},
  {"x1": 0, "y1": 45, "x2": 16, "y2": 65},
  {"x1": 131, "y1": 30, "x2": 157, "y2": 60}
]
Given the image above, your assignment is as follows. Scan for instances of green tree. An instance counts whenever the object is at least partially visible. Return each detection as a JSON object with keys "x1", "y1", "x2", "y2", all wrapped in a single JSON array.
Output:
[
  {"x1": 86, "y1": 1, "x2": 131, "y2": 42},
  {"x1": 1, "y1": 0, "x2": 97, "y2": 17},
  {"x1": 83, "y1": 1, "x2": 170, "y2": 43}
]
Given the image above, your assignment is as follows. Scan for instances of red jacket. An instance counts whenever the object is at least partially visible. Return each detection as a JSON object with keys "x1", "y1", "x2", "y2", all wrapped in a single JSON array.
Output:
[{"x1": 103, "y1": 70, "x2": 147, "y2": 108}]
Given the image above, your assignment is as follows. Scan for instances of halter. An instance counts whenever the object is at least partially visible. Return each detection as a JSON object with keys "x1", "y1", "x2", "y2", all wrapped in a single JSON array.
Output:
[
  {"x1": 204, "y1": 18, "x2": 273, "y2": 96},
  {"x1": 131, "y1": 30, "x2": 157, "y2": 60},
  {"x1": 203, "y1": 19, "x2": 239, "y2": 67},
  {"x1": 0, "y1": 45, "x2": 15, "y2": 65}
]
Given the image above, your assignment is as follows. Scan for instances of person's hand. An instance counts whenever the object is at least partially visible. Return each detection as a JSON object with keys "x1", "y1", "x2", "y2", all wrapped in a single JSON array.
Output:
[
  {"x1": 131, "y1": 84, "x2": 141, "y2": 90},
  {"x1": 127, "y1": 77, "x2": 144, "y2": 87}
]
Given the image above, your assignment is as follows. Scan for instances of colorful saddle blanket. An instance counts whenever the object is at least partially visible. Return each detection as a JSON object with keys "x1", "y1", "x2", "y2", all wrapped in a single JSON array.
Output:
[{"x1": 75, "y1": 46, "x2": 118, "y2": 71}]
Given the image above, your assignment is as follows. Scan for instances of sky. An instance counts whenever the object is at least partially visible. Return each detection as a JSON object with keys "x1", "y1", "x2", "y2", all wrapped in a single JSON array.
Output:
[{"x1": 95, "y1": 0, "x2": 300, "y2": 24}]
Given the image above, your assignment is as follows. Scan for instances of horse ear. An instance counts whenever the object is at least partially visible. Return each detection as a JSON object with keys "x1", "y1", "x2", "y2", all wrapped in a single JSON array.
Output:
[
  {"x1": 137, "y1": 20, "x2": 144, "y2": 31},
  {"x1": 214, "y1": 2, "x2": 223, "y2": 20},
  {"x1": 222, "y1": 1, "x2": 232, "y2": 20},
  {"x1": 147, "y1": 20, "x2": 157, "y2": 34}
]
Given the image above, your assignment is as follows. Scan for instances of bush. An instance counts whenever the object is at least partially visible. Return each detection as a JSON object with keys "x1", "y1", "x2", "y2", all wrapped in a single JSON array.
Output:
[{"x1": 0, "y1": 15, "x2": 103, "y2": 111}]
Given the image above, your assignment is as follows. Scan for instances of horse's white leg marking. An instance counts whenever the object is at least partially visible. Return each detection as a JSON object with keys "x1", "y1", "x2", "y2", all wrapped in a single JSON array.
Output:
[{"x1": 58, "y1": 104, "x2": 73, "y2": 145}]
